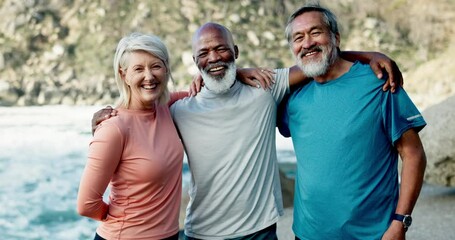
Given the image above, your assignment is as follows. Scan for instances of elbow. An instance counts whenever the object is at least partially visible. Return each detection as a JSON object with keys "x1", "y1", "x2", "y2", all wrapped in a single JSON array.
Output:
[
  {"x1": 77, "y1": 198, "x2": 108, "y2": 220},
  {"x1": 77, "y1": 201, "x2": 92, "y2": 218}
]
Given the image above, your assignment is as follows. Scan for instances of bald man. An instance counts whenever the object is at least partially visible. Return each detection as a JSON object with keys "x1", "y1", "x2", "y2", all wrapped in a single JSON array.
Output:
[{"x1": 171, "y1": 23, "x2": 290, "y2": 239}]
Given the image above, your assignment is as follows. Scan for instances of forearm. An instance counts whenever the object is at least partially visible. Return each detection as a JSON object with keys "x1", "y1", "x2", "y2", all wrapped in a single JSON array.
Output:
[
  {"x1": 78, "y1": 124, "x2": 123, "y2": 221},
  {"x1": 395, "y1": 129, "x2": 427, "y2": 215},
  {"x1": 341, "y1": 51, "x2": 380, "y2": 64},
  {"x1": 77, "y1": 156, "x2": 110, "y2": 221},
  {"x1": 77, "y1": 181, "x2": 109, "y2": 221},
  {"x1": 77, "y1": 156, "x2": 112, "y2": 220},
  {"x1": 169, "y1": 91, "x2": 189, "y2": 106},
  {"x1": 395, "y1": 151, "x2": 426, "y2": 215}
]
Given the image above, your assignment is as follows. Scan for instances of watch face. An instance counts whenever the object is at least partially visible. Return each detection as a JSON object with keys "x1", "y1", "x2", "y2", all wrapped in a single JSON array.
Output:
[{"x1": 403, "y1": 215, "x2": 412, "y2": 227}]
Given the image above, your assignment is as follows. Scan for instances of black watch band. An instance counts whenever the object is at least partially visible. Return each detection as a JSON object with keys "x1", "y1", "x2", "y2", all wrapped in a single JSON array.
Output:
[{"x1": 393, "y1": 213, "x2": 412, "y2": 231}]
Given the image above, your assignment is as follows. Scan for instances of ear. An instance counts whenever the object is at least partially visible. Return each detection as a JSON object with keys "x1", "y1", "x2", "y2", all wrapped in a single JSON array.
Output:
[
  {"x1": 335, "y1": 33, "x2": 341, "y2": 48},
  {"x1": 119, "y1": 68, "x2": 129, "y2": 85},
  {"x1": 234, "y1": 45, "x2": 239, "y2": 59}
]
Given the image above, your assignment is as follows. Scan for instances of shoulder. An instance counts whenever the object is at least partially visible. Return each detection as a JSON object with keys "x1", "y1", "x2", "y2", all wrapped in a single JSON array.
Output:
[
  {"x1": 171, "y1": 95, "x2": 196, "y2": 107},
  {"x1": 169, "y1": 91, "x2": 189, "y2": 106},
  {"x1": 273, "y1": 68, "x2": 290, "y2": 83},
  {"x1": 348, "y1": 61, "x2": 378, "y2": 79},
  {"x1": 95, "y1": 110, "x2": 131, "y2": 136},
  {"x1": 94, "y1": 117, "x2": 125, "y2": 140},
  {"x1": 274, "y1": 68, "x2": 290, "y2": 77}
]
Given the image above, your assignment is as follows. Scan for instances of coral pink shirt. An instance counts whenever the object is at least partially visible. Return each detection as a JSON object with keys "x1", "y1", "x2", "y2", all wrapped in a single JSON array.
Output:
[{"x1": 77, "y1": 93, "x2": 187, "y2": 239}]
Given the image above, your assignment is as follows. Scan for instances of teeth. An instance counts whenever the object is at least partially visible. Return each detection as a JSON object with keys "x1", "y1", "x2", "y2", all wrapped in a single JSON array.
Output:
[
  {"x1": 143, "y1": 84, "x2": 157, "y2": 90},
  {"x1": 209, "y1": 66, "x2": 224, "y2": 72},
  {"x1": 304, "y1": 51, "x2": 317, "y2": 57}
]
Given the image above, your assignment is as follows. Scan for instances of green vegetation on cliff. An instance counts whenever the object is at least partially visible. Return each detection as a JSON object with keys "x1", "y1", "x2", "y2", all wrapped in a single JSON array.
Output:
[{"x1": 0, "y1": 0, "x2": 454, "y2": 107}]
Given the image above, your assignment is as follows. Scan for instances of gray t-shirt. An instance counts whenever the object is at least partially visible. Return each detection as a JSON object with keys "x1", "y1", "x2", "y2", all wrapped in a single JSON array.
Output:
[{"x1": 170, "y1": 68, "x2": 289, "y2": 239}]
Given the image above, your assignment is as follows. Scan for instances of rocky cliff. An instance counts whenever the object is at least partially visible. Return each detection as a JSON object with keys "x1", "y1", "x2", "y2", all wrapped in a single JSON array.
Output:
[{"x1": 1, "y1": 0, "x2": 454, "y2": 108}]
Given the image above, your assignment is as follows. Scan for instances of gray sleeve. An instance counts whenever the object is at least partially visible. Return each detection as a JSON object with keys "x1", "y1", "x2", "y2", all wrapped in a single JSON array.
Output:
[{"x1": 270, "y1": 68, "x2": 290, "y2": 104}]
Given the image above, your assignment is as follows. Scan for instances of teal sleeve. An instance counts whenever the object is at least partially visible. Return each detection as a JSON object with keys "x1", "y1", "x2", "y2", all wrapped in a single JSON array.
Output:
[{"x1": 381, "y1": 87, "x2": 427, "y2": 145}]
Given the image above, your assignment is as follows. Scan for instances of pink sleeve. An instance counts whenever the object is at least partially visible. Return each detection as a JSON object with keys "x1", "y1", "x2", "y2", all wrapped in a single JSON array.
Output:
[
  {"x1": 77, "y1": 121, "x2": 124, "y2": 221},
  {"x1": 168, "y1": 91, "x2": 189, "y2": 107}
]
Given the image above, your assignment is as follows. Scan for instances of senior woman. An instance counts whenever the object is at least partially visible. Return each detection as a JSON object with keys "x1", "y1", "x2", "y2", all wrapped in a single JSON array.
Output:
[{"x1": 77, "y1": 33, "x2": 187, "y2": 240}]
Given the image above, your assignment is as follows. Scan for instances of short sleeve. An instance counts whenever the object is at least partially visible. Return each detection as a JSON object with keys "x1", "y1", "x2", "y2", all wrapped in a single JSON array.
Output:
[
  {"x1": 270, "y1": 68, "x2": 290, "y2": 104},
  {"x1": 381, "y1": 87, "x2": 426, "y2": 145}
]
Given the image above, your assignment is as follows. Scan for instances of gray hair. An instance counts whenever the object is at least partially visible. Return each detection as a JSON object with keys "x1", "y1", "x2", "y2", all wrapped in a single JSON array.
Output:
[
  {"x1": 113, "y1": 32, "x2": 172, "y2": 108},
  {"x1": 285, "y1": 3, "x2": 339, "y2": 44}
]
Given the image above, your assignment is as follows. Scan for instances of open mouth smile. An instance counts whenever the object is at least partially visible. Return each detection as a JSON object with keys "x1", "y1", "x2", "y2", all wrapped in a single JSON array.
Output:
[{"x1": 142, "y1": 83, "x2": 158, "y2": 90}]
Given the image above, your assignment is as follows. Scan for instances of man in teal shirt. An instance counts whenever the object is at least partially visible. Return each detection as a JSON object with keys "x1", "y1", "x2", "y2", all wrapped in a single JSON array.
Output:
[{"x1": 279, "y1": 3, "x2": 427, "y2": 240}]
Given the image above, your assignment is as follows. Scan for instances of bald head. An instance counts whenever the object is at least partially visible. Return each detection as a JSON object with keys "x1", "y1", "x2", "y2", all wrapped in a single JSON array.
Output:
[
  {"x1": 191, "y1": 23, "x2": 239, "y2": 93},
  {"x1": 192, "y1": 22, "x2": 237, "y2": 56}
]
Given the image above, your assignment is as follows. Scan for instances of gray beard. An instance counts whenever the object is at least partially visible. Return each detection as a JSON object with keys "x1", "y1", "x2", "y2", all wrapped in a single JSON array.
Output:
[
  {"x1": 297, "y1": 55, "x2": 330, "y2": 78},
  {"x1": 201, "y1": 62, "x2": 237, "y2": 94},
  {"x1": 296, "y1": 37, "x2": 338, "y2": 78}
]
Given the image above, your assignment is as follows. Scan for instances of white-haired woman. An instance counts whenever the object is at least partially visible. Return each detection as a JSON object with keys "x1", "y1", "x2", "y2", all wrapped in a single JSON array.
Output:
[{"x1": 77, "y1": 32, "x2": 187, "y2": 240}]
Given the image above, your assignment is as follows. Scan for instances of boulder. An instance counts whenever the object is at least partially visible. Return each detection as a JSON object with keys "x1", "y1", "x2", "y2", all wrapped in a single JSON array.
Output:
[{"x1": 420, "y1": 95, "x2": 455, "y2": 186}]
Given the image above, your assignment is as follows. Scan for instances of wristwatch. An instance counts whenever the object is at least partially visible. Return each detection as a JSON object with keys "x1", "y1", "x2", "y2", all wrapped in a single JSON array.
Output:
[{"x1": 393, "y1": 213, "x2": 412, "y2": 231}]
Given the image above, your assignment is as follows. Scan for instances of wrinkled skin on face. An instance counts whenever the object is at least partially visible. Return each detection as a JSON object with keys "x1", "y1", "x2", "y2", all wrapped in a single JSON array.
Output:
[
  {"x1": 290, "y1": 11, "x2": 340, "y2": 78},
  {"x1": 120, "y1": 50, "x2": 167, "y2": 110},
  {"x1": 192, "y1": 23, "x2": 239, "y2": 92}
]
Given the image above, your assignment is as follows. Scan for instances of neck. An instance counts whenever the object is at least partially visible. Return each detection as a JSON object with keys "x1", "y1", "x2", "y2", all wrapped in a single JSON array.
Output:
[
  {"x1": 313, "y1": 58, "x2": 353, "y2": 83},
  {"x1": 127, "y1": 101, "x2": 156, "y2": 111}
]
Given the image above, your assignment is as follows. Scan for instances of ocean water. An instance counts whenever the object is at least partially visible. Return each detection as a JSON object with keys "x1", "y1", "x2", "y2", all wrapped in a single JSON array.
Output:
[{"x1": 0, "y1": 105, "x2": 295, "y2": 239}]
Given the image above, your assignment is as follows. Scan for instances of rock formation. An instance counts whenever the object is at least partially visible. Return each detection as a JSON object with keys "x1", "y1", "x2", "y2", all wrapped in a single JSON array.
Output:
[{"x1": 420, "y1": 96, "x2": 455, "y2": 186}]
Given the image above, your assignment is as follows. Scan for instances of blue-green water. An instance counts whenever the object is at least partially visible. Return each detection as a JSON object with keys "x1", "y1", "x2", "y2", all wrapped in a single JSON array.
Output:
[{"x1": 0, "y1": 106, "x2": 296, "y2": 239}]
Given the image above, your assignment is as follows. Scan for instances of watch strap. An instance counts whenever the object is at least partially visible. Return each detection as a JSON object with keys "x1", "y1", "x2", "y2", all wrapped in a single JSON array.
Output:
[
  {"x1": 393, "y1": 213, "x2": 412, "y2": 231},
  {"x1": 393, "y1": 213, "x2": 405, "y2": 221}
]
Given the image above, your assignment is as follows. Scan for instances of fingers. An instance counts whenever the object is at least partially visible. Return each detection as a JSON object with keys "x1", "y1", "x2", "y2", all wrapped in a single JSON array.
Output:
[
  {"x1": 95, "y1": 107, "x2": 116, "y2": 124},
  {"x1": 236, "y1": 67, "x2": 275, "y2": 90},
  {"x1": 254, "y1": 74, "x2": 267, "y2": 89},
  {"x1": 189, "y1": 81, "x2": 197, "y2": 96},
  {"x1": 256, "y1": 68, "x2": 275, "y2": 90},
  {"x1": 373, "y1": 62, "x2": 397, "y2": 93},
  {"x1": 385, "y1": 63, "x2": 396, "y2": 88},
  {"x1": 251, "y1": 79, "x2": 263, "y2": 89},
  {"x1": 189, "y1": 74, "x2": 203, "y2": 96},
  {"x1": 370, "y1": 62, "x2": 384, "y2": 80},
  {"x1": 382, "y1": 80, "x2": 392, "y2": 92},
  {"x1": 195, "y1": 74, "x2": 204, "y2": 93}
]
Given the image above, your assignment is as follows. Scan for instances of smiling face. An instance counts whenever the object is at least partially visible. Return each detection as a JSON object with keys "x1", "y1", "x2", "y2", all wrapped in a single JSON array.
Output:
[
  {"x1": 290, "y1": 11, "x2": 339, "y2": 78},
  {"x1": 119, "y1": 50, "x2": 168, "y2": 110},
  {"x1": 192, "y1": 23, "x2": 239, "y2": 93}
]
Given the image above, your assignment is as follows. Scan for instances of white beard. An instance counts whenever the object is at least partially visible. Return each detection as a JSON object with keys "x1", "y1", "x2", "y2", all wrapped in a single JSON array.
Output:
[
  {"x1": 201, "y1": 62, "x2": 237, "y2": 94},
  {"x1": 295, "y1": 36, "x2": 338, "y2": 78},
  {"x1": 296, "y1": 55, "x2": 330, "y2": 78}
]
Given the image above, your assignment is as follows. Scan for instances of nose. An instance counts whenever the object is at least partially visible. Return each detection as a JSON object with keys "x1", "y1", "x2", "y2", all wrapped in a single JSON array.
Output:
[
  {"x1": 302, "y1": 36, "x2": 316, "y2": 50},
  {"x1": 144, "y1": 68, "x2": 153, "y2": 80},
  {"x1": 207, "y1": 50, "x2": 221, "y2": 63}
]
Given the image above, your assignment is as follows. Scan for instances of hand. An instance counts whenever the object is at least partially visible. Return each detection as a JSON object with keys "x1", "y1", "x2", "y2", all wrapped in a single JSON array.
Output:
[
  {"x1": 369, "y1": 53, "x2": 404, "y2": 93},
  {"x1": 91, "y1": 106, "x2": 118, "y2": 135},
  {"x1": 237, "y1": 67, "x2": 275, "y2": 90},
  {"x1": 189, "y1": 74, "x2": 203, "y2": 97},
  {"x1": 381, "y1": 220, "x2": 406, "y2": 240}
]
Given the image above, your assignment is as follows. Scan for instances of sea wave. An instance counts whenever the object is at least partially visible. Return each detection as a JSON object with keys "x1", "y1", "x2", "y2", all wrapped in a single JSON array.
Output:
[{"x1": 0, "y1": 105, "x2": 295, "y2": 239}]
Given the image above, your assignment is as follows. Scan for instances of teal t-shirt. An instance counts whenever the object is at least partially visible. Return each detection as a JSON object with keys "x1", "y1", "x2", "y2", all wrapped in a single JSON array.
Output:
[{"x1": 279, "y1": 62, "x2": 426, "y2": 239}]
